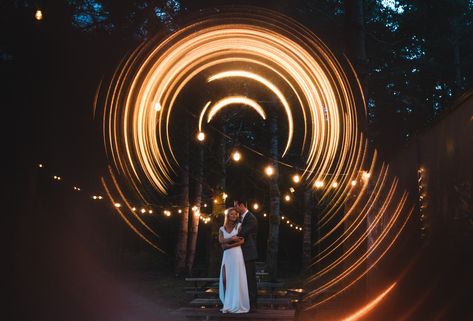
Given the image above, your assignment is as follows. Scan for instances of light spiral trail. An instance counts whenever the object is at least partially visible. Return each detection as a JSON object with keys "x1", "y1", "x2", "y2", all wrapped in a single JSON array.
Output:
[{"x1": 100, "y1": 7, "x2": 415, "y2": 319}]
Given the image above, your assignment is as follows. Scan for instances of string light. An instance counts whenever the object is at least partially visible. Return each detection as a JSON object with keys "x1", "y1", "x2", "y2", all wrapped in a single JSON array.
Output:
[
  {"x1": 351, "y1": 180, "x2": 357, "y2": 186},
  {"x1": 331, "y1": 181, "x2": 338, "y2": 188},
  {"x1": 289, "y1": 187, "x2": 295, "y2": 193},
  {"x1": 263, "y1": 213, "x2": 267, "y2": 217},
  {"x1": 154, "y1": 102, "x2": 162, "y2": 111},
  {"x1": 132, "y1": 207, "x2": 137, "y2": 211},
  {"x1": 264, "y1": 165, "x2": 275, "y2": 176},
  {"x1": 292, "y1": 174, "x2": 301, "y2": 183},
  {"x1": 362, "y1": 171, "x2": 371, "y2": 181},
  {"x1": 197, "y1": 131, "x2": 205, "y2": 142},
  {"x1": 232, "y1": 151, "x2": 242, "y2": 162},
  {"x1": 178, "y1": 209, "x2": 182, "y2": 213},
  {"x1": 253, "y1": 203, "x2": 259, "y2": 210},
  {"x1": 35, "y1": 9, "x2": 43, "y2": 21},
  {"x1": 314, "y1": 180, "x2": 324, "y2": 189},
  {"x1": 141, "y1": 208, "x2": 146, "y2": 213},
  {"x1": 284, "y1": 194, "x2": 291, "y2": 202},
  {"x1": 203, "y1": 203, "x2": 208, "y2": 207},
  {"x1": 148, "y1": 209, "x2": 153, "y2": 214},
  {"x1": 114, "y1": 202, "x2": 122, "y2": 208},
  {"x1": 38, "y1": 163, "x2": 44, "y2": 168}
]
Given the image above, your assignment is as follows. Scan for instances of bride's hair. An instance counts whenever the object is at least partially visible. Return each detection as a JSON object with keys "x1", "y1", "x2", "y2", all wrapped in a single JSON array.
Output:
[{"x1": 224, "y1": 207, "x2": 239, "y2": 230}]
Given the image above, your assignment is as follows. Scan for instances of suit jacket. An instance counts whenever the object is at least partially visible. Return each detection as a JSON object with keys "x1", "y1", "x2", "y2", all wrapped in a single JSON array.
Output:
[{"x1": 238, "y1": 211, "x2": 258, "y2": 261}]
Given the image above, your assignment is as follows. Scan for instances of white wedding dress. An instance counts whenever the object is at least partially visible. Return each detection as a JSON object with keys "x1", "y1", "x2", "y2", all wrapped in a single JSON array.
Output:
[{"x1": 219, "y1": 223, "x2": 250, "y2": 313}]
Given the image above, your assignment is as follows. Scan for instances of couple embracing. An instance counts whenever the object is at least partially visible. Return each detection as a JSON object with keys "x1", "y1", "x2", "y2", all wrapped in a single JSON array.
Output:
[{"x1": 218, "y1": 199, "x2": 258, "y2": 314}]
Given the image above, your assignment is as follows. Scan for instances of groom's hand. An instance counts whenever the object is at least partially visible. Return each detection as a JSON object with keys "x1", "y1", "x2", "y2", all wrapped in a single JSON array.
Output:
[{"x1": 231, "y1": 236, "x2": 241, "y2": 242}]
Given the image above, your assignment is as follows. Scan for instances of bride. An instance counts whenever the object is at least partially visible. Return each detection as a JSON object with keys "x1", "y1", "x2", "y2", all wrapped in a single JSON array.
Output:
[{"x1": 218, "y1": 208, "x2": 250, "y2": 313}]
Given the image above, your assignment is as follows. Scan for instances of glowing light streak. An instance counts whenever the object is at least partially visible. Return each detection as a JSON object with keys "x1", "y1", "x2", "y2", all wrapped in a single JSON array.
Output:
[
  {"x1": 99, "y1": 12, "x2": 416, "y2": 311},
  {"x1": 206, "y1": 96, "x2": 266, "y2": 124},
  {"x1": 101, "y1": 177, "x2": 165, "y2": 254},
  {"x1": 208, "y1": 70, "x2": 293, "y2": 156},
  {"x1": 341, "y1": 282, "x2": 397, "y2": 321}
]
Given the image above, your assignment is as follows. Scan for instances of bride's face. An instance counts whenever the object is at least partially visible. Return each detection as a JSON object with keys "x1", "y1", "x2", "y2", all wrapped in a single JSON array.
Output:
[{"x1": 228, "y1": 209, "x2": 239, "y2": 222}]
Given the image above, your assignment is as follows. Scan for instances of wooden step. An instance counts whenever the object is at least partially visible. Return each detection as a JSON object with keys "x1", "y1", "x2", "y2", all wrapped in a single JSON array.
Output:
[
  {"x1": 172, "y1": 307, "x2": 295, "y2": 320},
  {"x1": 190, "y1": 297, "x2": 298, "y2": 308}
]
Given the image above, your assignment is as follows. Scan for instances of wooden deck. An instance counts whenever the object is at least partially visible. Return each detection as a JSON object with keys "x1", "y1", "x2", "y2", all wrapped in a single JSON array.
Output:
[
  {"x1": 172, "y1": 307, "x2": 295, "y2": 321},
  {"x1": 177, "y1": 262, "x2": 301, "y2": 321}
]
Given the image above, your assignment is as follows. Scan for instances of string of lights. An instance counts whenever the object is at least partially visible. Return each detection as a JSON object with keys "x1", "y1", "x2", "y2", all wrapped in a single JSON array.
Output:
[{"x1": 35, "y1": 162, "x2": 310, "y2": 232}]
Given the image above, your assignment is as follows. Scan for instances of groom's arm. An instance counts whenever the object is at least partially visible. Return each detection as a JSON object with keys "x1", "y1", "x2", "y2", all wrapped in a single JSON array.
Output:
[{"x1": 237, "y1": 215, "x2": 257, "y2": 239}]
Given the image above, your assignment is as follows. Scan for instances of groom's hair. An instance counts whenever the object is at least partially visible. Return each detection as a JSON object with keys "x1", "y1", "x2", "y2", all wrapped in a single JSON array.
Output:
[{"x1": 234, "y1": 198, "x2": 247, "y2": 207}]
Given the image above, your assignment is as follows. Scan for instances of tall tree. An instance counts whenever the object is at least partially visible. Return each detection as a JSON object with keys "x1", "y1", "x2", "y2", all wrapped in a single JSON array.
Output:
[
  {"x1": 302, "y1": 186, "x2": 313, "y2": 270},
  {"x1": 344, "y1": 0, "x2": 368, "y2": 88},
  {"x1": 175, "y1": 118, "x2": 190, "y2": 276},
  {"x1": 266, "y1": 112, "x2": 281, "y2": 280},
  {"x1": 186, "y1": 142, "x2": 203, "y2": 274}
]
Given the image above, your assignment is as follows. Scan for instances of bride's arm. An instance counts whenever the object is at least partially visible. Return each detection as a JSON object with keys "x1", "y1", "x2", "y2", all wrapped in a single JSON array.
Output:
[
  {"x1": 221, "y1": 238, "x2": 245, "y2": 250},
  {"x1": 218, "y1": 230, "x2": 239, "y2": 244}
]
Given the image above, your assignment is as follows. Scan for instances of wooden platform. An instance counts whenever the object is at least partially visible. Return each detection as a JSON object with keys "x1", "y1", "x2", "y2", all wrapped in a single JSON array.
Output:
[
  {"x1": 189, "y1": 297, "x2": 298, "y2": 308},
  {"x1": 172, "y1": 307, "x2": 295, "y2": 321}
]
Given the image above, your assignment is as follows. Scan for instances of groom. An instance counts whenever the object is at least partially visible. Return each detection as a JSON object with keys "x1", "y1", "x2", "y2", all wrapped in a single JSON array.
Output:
[{"x1": 233, "y1": 198, "x2": 258, "y2": 311}]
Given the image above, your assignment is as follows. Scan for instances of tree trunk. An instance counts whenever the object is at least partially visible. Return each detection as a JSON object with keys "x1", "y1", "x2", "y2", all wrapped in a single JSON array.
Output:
[
  {"x1": 451, "y1": 19, "x2": 463, "y2": 94},
  {"x1": 207, "y1": 122, "x2": 226, "y2": 276},
  {"x1": 186, "y1": 144, "x2": 203, "y2": 274},
  {"x1": 175, "y1": 125, "x2": 190, "y2": 276},
  {"x1": 344, "y1": 0, "x2": 368, "y2": 85},
  {"x1": 266, "y1": 112, "x2": 281, "y2": 280},
  {"x1": 302, "y1": 187, "x2": 313, "y2": 270},
  {"x1": 344, "y1": 0, "x2": 369, "y2": 133}
]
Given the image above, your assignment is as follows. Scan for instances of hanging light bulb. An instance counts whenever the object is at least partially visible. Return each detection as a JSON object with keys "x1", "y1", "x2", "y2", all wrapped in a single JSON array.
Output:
[
  {"x1": 35, "y1": 9, "x2": 43, "y2": 21},
  {"x1": 197, "y1": 131, "x2": 205, "y2": 141},
  {"x1": 314, "y1": 180, "x2": 324, "y2": 189},
  {"x1": 264, "y1": 165, "x2": 274, "y2": 176},
  {"x1": 232, "y1": 151, "x2": 241, "y2": 162}
]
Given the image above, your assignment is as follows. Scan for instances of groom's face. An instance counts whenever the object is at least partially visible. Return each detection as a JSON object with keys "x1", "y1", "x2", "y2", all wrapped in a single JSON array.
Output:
[{"x1": 234, "y1": 202, "x2": 245, "y2": 214}]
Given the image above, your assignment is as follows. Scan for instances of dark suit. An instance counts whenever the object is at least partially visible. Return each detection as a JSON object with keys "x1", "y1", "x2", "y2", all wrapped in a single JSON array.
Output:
[{"x1": 238, "y1": 211, "x2": 258, "y2": 308}]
